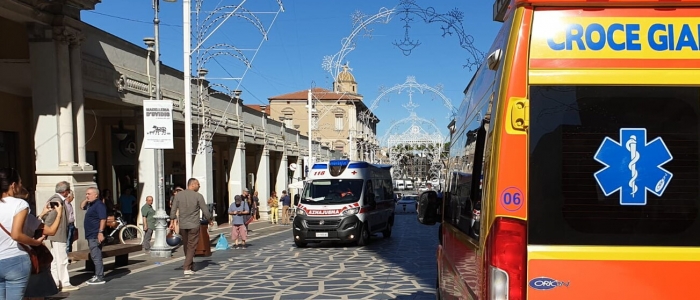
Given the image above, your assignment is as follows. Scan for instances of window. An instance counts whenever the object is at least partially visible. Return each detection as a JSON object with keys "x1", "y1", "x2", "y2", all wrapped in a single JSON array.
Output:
[
  {"x1": 334, "y1": 141, "x2": 345, "y2": 152},
  {"x1": 282, "y1": 107, "x2": 294, "y2": 128},
  {"x1": 445, "y1": 111, "x2": 489, "y2": 240},
  {"x1": 301, "y1": 179, "x2": 364, "y2": 205},
  {"x1": 312, "y1": 113, "x2": 318, "y2": 130},
  {"x1": 382, "y1": 179, "x2": 394, "y2": 200},
  {"x1": 529, "y1": 86, "x2": 700, "y2": 246},
  {"x1": 335, "y1": 114, "x2": 344, "y2": 131}
]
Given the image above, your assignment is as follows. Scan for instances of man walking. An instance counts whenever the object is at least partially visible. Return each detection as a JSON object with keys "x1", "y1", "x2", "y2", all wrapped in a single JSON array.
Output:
[
  {"x1": 81, "y1": 187, "x2": 107, "y2": 285},
  {"x1": 45, "y1": 181, "x2": 79, "y2": 291},
  {"x1": 169, "y1": 178, "x2": 212, "y2": 275},
  {"x1": 280, "y1": 190, "x2": 291, "y2": 226},
  {"x1": 141, "y1": 196, "x2": 156, "y2": 252},
  {"x1": 228, "y1": 195, "x2": 250, "y2": 249}
]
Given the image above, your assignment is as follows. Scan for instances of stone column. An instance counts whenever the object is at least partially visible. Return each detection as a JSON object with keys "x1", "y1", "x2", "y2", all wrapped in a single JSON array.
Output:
[
  {"x1": 54, "y1": 27, "x2": 77, "y2": 168},
  {"x1": 275, "y1": 153, "x2": 288, "y2": 220},
  {"x1": 228, "y1": 139, "x2": 246, "y2": 223},
  {"x1": 28, "y1": 24, "x2": 61, "y2": 174},
  {"x1": 69, "y1": 33, "x2": 91, "y2": 170},
  {"x1": 136, "y1": 122, "x2": 156, "y2": 226},
  {"x1": 193, "y1": 140, "x2": 214, "y2": 204},
  {"x1": 276, "y1": 153, "x2": 288, "y2": 197},
  {"x1": 255, "y1": 146, "x2": 271, "y2": 221},
  {"x1": 290, "y1": 156, "x2": 302, "y2": 203},
  {"x1": 28, "y1": 24, "x2": 95, "y2": 251}
]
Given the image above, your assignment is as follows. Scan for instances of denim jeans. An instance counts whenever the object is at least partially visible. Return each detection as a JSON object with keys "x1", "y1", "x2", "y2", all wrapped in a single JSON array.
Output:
[
  {"x1": 0, "y1": 254, "x2": 31, "y2": 300},
  {"x1": 87, "y1": 239, "x2": 104, "y2": 279},
  {"x1": 66, "y1": 222, "x2": 75, "y2": 252}
]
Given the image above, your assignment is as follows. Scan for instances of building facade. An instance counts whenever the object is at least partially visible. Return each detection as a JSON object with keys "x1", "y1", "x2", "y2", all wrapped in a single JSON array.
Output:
[
  {"x1": 0, "y1": 0, "x2": 330, "y2": 249},
  {"x1": 267, "y1": 66, "x2": 380, "y2": 163}
]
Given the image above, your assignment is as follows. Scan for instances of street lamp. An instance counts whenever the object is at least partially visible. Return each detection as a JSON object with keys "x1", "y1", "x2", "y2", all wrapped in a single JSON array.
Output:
[
  {"x1": 149, "y1": 0, "x2": 176, "y2": 258},
  {"x1": 307, "y1": 89, "x2": 314, "y2": 166}
]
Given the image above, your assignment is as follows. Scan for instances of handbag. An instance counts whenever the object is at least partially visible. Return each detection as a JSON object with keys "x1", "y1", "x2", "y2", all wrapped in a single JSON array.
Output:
[
  {"x1": 106, "y1": 215, "x2": 118, "y2": 229},
  {"x1": 243, "y1": 203, "x2": 255, "y2": 225},
  {"x1": 0, "y1": 223, "x2": 53, "y2": 274},
  {"x1": 72, "y1": 227, "x2": 79, "y2": 242}
]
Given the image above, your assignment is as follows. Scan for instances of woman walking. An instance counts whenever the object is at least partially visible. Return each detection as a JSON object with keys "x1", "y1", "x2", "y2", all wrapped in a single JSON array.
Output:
[
  {"x1": 0, "y1": 168, "x2": 46, "y2": 300},
  {"x1": 245, "y1": 192, "x2": 259, "y2": 232},
  {"x1": 267, "y1": 191, "x2": 279, "y2": 225}
]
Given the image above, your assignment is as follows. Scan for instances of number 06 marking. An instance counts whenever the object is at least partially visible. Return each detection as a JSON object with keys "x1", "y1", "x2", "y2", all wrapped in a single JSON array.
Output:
[{"x1": 500, "y1": 187, "x2": 524, "y2": 212}]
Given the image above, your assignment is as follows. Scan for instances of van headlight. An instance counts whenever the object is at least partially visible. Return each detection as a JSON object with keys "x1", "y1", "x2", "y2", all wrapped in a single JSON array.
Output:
[
  {"x1": 342, "y1": 208, "x2": 359, "y2": 216},
  {"x1": 296, "y1": 208, "x2": 306, "y2": 216}
]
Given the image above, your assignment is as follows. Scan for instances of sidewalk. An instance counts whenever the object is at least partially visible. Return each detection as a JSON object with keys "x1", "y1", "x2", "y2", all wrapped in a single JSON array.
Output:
[{"x1": 66, "y1": 219, "x2": 289, "y2": 288}]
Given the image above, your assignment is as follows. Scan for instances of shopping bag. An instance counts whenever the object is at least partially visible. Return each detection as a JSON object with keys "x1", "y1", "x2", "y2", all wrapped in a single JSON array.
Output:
[{"x1": 215, "y1": 233, "x2": 229, "y2": 250}]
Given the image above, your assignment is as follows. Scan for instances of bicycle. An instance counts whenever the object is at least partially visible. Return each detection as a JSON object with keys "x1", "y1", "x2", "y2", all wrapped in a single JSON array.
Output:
[{"x1": 105, "y1": 211, "x2": 144, "y2": 245}]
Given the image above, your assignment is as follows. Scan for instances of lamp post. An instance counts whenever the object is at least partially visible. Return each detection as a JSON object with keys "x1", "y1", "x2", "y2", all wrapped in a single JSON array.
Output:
[
  {"x1": 183, "y1": 0, "x2": 193, "y2": 180},
  {"x1": 307, "y1": 89, "x2": 313, "y2": 166},
  {"x1": 150, "y1": 0, "x2": 177, "y2": 258}
]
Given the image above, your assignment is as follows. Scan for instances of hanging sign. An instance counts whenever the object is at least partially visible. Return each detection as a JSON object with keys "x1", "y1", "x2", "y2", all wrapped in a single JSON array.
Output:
[{"x1": 143, "y1": 100, "x2": 174, "y2": 149}]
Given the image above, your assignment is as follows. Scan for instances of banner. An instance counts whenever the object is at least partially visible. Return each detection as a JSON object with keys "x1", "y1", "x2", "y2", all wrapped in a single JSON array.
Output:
[{"x1": 143, "y1": 100, "x2": 174, "y2": 149}]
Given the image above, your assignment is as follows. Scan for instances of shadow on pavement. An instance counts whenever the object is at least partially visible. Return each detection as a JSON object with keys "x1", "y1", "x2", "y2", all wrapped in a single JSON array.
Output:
[{"x1": 70, "y1": 260, "x2": 142, "y2": 285}]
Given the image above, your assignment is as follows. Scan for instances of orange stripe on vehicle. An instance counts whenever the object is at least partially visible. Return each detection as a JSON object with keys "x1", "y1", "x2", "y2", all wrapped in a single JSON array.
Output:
[
  {"x1": 528, "y1": 259, "x2": 700, "y2": 299},
  {"x1": 494, "y1": 8, "x2": 532, "y2": 220}
]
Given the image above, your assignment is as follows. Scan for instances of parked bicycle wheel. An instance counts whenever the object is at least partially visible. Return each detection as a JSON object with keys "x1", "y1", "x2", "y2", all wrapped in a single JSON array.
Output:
[{"x1": 119, "y1": 224, "x2": 144, "y2": 245}]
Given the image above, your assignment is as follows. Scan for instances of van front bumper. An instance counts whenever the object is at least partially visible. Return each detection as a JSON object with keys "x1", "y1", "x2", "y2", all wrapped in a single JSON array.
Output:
[{"x1": 292, "y1": 215, "x2": 362, "y2": 243}]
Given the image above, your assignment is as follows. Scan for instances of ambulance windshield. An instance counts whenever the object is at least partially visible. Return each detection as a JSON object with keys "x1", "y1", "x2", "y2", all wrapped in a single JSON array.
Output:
[{"x1": 301, "y1": 179, "x2": 364, "y2": 204}]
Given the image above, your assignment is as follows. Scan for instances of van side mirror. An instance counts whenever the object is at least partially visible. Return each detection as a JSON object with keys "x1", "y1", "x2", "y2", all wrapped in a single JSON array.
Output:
[{"x1": 417, "y1": 191, "x2": 441, "y2": 225}]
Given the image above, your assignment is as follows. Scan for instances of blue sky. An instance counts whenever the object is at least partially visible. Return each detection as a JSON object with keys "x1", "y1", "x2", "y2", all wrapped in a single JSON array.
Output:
[{"x1": 82, "y1": 0, "x2": 501, "y2": 143}]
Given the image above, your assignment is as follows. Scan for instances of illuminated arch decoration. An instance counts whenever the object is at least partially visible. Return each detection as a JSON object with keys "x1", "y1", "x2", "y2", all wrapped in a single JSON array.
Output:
[
  {"x1": 383, "y1": 111, "x2": 445, "y2": 181},
  {"x1": 322, "y1": 0, "x2": 485, "y2": 82},
  {"x1": 189, "y1": 0, "x2": 285, "y2": 153},
  {"x1": 369, "y1": 76, "x2": 456, "y2": 120}
]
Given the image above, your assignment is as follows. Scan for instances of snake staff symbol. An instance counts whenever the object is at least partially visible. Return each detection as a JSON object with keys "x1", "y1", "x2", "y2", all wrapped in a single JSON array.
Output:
[
  {"x1": 594, "y1": 128, "x2": 673, "y2": 206},
  {"x1": 626, "y1": 135, "x2": 639, "y2": 197}
]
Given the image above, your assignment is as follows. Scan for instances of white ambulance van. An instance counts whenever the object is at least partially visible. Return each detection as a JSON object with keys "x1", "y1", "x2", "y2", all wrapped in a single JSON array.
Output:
[{"x1": 293, "y1": 160, "x2": 395, "y2": 247}]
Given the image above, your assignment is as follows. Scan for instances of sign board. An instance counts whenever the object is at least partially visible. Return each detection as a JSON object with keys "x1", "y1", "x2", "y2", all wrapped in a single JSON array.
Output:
[
  {"x1": 531, "y1": 12, "x2": 700, "y2": 60},
  {"x1": 143, "y1": 100, "x2": 174, "y2": 149}
]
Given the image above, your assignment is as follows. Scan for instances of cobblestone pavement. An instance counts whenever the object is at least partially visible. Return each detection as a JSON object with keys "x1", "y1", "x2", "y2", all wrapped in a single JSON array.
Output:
[{"x1": 61, "y1": 210, "x2": 439, "y2": 300}]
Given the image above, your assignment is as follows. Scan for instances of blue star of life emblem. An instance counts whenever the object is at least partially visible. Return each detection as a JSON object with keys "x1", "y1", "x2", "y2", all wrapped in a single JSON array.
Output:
[{"x1": 593, "y1": 128, "x2": 673, "y2": 206}]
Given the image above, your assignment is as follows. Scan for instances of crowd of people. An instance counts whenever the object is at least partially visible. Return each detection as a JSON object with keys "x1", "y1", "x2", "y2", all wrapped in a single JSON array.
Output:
[
  {"x1": 0, "y1": 168, "x2": 108, "y2": 300},
  {"x1": 0, "y1": 165, "x2": 299, "y2": 299}
]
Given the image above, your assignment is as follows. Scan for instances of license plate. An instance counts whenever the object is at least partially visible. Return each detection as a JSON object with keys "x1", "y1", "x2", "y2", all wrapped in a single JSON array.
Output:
[{"x1": 315, "y1": 232, "x2": 328, "y2": 237}]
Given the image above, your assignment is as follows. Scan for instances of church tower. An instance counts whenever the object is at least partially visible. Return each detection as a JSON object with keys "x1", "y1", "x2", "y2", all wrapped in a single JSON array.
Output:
[{"x1": 334, "y1": 63, "x2": 358, "y2": 95}]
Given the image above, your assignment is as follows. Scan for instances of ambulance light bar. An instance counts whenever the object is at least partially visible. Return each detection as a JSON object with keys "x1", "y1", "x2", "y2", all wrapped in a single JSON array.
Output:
[{"x1": 329, "y1": 160, "x2": 351, "y2": 167}]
